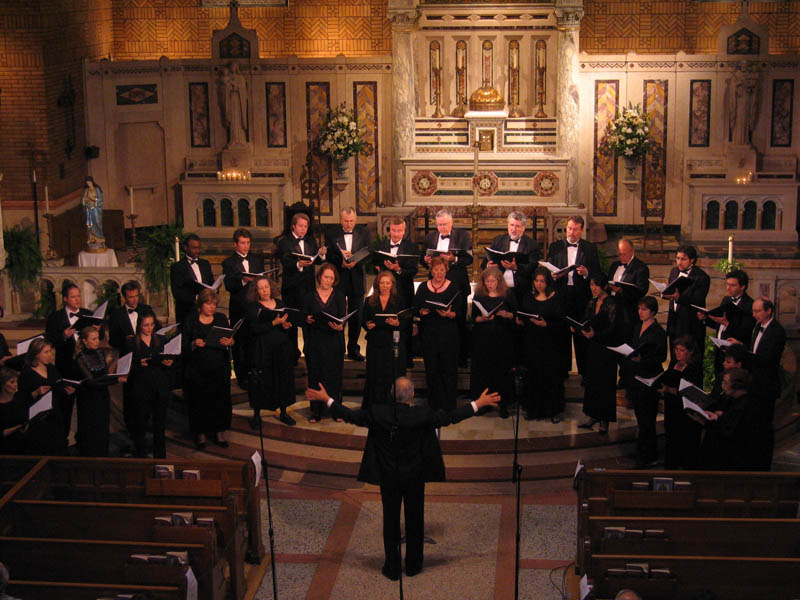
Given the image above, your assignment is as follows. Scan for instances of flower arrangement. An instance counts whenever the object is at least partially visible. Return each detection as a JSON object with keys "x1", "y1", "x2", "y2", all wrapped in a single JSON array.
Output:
[
  {"x1": 601, "y1": 103, "x2": 652, "y2": 159},
  {"x1": 314, "y1": 103, "x2": 372, "y2": 162}
]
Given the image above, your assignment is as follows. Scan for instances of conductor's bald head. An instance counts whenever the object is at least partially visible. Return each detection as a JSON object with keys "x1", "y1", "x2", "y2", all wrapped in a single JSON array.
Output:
[{"x1": 393, "y1": 377, "x2": 415, "y2": 405}]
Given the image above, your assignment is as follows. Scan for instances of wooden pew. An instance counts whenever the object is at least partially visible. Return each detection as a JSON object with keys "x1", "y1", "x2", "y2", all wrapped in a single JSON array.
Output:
[
  {"x1": 586, "y1": 516, "x2": 800, "y2": 560},
  {"x1": 575, "y1": 468, "x2": 800, "y2": 574},
  {"x1": 590, "y1": 553, "x2": 800, "y2": 600},
  {"x1": 8, "y1": 579, "x2": 185, "y2": 600},
  {"x1": 6, "y1": 500, "x2": 229, "y2": 600},
  {"x1": 0, "y1": 537, "x2": 196, "y2": 589}
]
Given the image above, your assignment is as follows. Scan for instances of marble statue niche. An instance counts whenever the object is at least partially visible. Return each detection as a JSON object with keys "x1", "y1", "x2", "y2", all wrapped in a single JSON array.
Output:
[
  {"x1": 81, "y1": 176, "x2": 105, "y2": 251},
  {"x1": 220, "y1": 63, "x2": 248, "y2": 148},
  {"x1": 726, "y1": 63, "x2": 761, "y2": 147}
]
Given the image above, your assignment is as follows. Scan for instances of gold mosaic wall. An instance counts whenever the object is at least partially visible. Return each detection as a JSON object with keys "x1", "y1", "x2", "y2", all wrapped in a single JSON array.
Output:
[{"x1": 581, "y1": 1, "x2": 800, "y2": 54}]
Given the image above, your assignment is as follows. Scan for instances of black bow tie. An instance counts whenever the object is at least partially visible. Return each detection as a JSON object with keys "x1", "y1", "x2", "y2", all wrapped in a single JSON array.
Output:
[
  {"x1": 732, "y1": 296, "x2": 742, "y2": 303},
  {"x1": 68, "y1": 312, "x2": 79, "y2": 319},
  {"x1": 390, "y1": 243, "x2": 400, "y2": 249},
  {"x1": 295, "y1": 237, "x2": 305, "y2": 242},
  {"x1": 509, "y1": 238, "x2": 519, "y2": 243},
  {"x1": 758, "y1": 325, "x2": 765, "y2": 334},
  {"x1": 127, "y1": 308, "x2": 136, "y2": 315},
  {"x1": 343, "y1": 231, "x2": 353, "y2": 235},
  {"x1": 680, "y1": 269, "x2": 690, "y2": 275},
  {"x1": 566, "y1": 242, "x2": 578, "y2": 248},
  {"x1": 187, "y1": 258, "x2": 197, "y2": 265},
  {"x1": 440, "y1": 235, "x2": 450, "y2": 240},
  {"x1": 620, "y1": 262, "x2": 628, "y2": 268}
]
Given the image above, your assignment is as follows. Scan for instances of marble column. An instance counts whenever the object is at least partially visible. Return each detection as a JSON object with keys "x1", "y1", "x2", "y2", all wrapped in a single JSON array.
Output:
[
  {"x1": 388, "y1": 2, "x2": 419, "y2": 207},
  {"x1": 555, "y1": 0, "x2": 584, "y2": 207}
]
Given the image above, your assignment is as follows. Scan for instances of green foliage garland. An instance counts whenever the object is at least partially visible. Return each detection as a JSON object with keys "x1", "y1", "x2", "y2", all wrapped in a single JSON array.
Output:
[{"x1": 2, "y1": 225, "x2": 43, "y2": 295}]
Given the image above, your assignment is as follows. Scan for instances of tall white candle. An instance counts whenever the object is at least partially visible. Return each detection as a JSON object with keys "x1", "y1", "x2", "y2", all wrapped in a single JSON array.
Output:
[
  {"x1": 129, "y1": 187, "x2": 134, "y2": 215},
  {"x1": 727, "y1": 235, "x2": 734, "y2": 263},
  {"x1": 174, "y1": 236, "x2": 180, "y2": 262},
  {"x1": 45, "y1": 185, "x2": 50, "y2": 213}
]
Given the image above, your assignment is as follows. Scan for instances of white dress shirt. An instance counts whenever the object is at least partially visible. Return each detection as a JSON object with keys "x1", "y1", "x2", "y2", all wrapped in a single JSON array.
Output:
[
  {"x1": 753, "y1": 317, "x2": 772, "y2": 353},
  {"x1": 566, "y1": 242, "x2": 578, "y2": 286},
  {"x1": 237, "y1": 252, "x2": 250, "y2": 274},
  {"x1": 504, "y1": 239, "x2": 520, "y2": 288}
]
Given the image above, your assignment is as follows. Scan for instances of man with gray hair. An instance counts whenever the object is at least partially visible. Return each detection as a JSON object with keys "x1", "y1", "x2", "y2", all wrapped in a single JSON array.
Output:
[
  {"x1": 0, "y1": 562, "x2": 21, "y2": 600},
  {"x1": 614, "y1": 590, "x2": 643, "y2": 600},
  {"x1": 483, "y1": 210, "x2": 540, "y2": 304},
  {"x1": 421, "y1": 208, "x2": 474, "y2": 365},
  {"x1": 306, "y1": 377, "x2": 499, "y2": 580}
]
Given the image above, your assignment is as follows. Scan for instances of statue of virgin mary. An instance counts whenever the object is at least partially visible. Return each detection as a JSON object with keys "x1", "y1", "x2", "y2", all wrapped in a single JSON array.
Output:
[{"x1": 81, "y1": 175, "x2": 105, "y2": 251}]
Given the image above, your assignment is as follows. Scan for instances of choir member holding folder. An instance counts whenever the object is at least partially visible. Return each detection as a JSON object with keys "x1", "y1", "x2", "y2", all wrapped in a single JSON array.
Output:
[
  {"x1": 483, "y1": 211, "x2": 540, "y2": 305},
  {"x1": 362, "y1": 271, "x2": 407, "y2": 407},
  {"x1": 74, "y1": 326, "x2": 127, "y2": 457},
  {"x1": 122, "y1": 312, "x2": 175, "y2": 458},
  {"x1": 663, "y1": 245, "x2": 710, "y2": 356},
  {"x1": 303, "y1": 264, "x2": 346, "y2": 423},
  {"x1": 278, "y1": 212, "x2": 327, "y2": 362},
  {"x1": 19, "y1": 338, "x2": 72, "y2": 453},
  {"x1": 470, "y1": 267, "x2": 517, "y2": 418},
  {"x1": 624, "y1": 296, "x2": 668, "y2": 468},
  {"x1": 182, "y1": 289, "x2": 233, "y2": 449},
  {"x1": 658, "y1": 335, "x2": 703, "y2": 469},
  {"x1": 518, "y1": 267, "x2": 565, "y2": 422},
  {"x1": 245, "y1": 277, "x2": 296, "y2": 428},
  {"x1": 0, "y1": 367, "x2": 62, "y2": 455},
  {"x1": 414, "y1": 256, "x2": 462, "y2": 411},
  {"x1": 575, "y1": 274, "x2": 623, "y2": 434},
  {"x1": 170, "y1": 234, "x2": 214, "y2": 325}
]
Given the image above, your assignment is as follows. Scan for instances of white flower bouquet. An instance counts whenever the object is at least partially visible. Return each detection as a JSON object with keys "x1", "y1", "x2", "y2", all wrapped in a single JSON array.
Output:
[
  {"x1": 601, "y1": 103, "x2": 652, "y2": 159},
  {"x1": 314, "y1": 103, "x2": 373, "y2": 162}
]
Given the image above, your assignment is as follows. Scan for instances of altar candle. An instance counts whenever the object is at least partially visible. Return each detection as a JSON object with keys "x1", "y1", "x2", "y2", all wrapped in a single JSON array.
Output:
[
  {"x1": 129, "y1": 187, "x2": 134, "y2": 215},
  {"x1": 510, "y1": 50, "x2": 518, "y2": 70},
  {"x1": 728, "y1": 235, "x2": 734, "y2": 263},
  {"x1": 175, "y1": 236, "x2": 180, "y2": 262},
  {"x1": 44, "y1": 185, "x2": 50, "y2": 213}
]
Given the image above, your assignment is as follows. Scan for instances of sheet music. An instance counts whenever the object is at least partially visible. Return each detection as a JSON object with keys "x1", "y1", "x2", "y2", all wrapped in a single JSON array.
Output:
[
  {"x1": 163, "y1": 334, "x2": 182, "y2": 356},
  {"x1": 115, "y1": 352, "x2": 133, "y2": 376},
  {"x1": 29, "y1": 390, "x2": 53, "y2": 420},
  {"x1": 16, "y1": 334, "x2": 44, "y2": 356},
  {"x1": 156, "y1": 323, "x2": 179, "y2": 336}
]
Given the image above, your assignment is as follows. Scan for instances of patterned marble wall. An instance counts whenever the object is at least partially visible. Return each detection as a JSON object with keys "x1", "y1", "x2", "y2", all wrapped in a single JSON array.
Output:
[
  {"x1": 306, "y1": 82, "x2": 333, "y2": 215},
  {"x1": 641, "y1": 79, "x2": 667, "y2": 218},
  {"x1": 354, "y1": 82, "x2": 379, "y2": 215},
  {"x1": 592, "y1": 80, "x2": 618, "y2": 217}
]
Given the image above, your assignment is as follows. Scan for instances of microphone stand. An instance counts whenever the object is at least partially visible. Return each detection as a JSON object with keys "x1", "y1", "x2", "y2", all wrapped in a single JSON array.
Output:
[
  {"x1": 511, "y1": 366, "x2": 526, "y2": 600},
  {"x1": 391, "y1": 329, "x2": 404, "y2": 600},
  {"x1": 253, "y1": 380, "x2": 279, "y2": 599}
]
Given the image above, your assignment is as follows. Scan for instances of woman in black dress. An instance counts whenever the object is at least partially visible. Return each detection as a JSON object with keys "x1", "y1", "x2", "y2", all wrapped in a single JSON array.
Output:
[
  {"x1": 518, "y1": 267, "x2": 566, "y2": 422},
  {"x1": 362, "y1": 271, "x2": 406, "y2": 408},
  {"x1": 182, "y1": 288, "x2": 234, "y2": 449},
  {"x1": 470, "y1": 267, "x2": 516, "y2": 418},
  {"x1": 18, "y1": 338, "x2": 72, "y2": 455},
  {"x1": 699, "y1": 367, "x2": 757, "y2": 470},
  {"x1": 624, "y1": 295, "x2": 668, "y2": 467},
  {"x1": 576, "y1": 274, "x2": 624, "y2": 434},
  {"x1": 303, "y1": 263, "x2": 346, "y2": 423},
  {"x1": 123, "y1": 312, "x2": 174, "y2": 458},
  {"x1": 74, "y1": 326, "x2": 126, "y2": 457},
  {"x1": 0, "y1": 368, "x2": 28, "y2": 455},
  {"x1": 659, "y1": 334, "x2": 703, "y2": 469},
  {"x1": 414, "y1": 256, "x2": 462, "y2": 411},
  {"x1": 246, "y1": 276, "x2": 296, "y2": 428}
]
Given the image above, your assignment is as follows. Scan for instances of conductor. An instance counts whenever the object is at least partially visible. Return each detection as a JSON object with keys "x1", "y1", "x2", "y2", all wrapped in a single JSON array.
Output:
[{"x1": 306, "y1": 377, "x2": 500, "y2": 580}]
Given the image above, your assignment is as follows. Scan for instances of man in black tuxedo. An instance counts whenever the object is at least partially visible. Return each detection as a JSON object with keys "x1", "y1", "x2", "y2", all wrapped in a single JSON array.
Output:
[
  {"x1": 277, "y1": 212, "x2": 327, "y2": 361},
  {"x1": 373, "y1": 217, "x2": 418, "y2": 369},
  {"x1": 45, "y1": 283, "x2": 98, "y2": 442},
  {"x1": 545, "y1": 215, "x2": 601, "y2": 378},
  {"x1": 170, "y1": 234, "x2": 214, "y2": 325},
  {"x1": 306, "y1": 376, "x2": 499, "y2": 579},
  {"x1": 697, "y1": 269, "x2": 755, "y2": 384},
  {"x1": 731, "y1": 297, "x2": 786, "y2": 470},
  {"x1": 664, "y1": 244, "x2": 710, "y2": 356},
  {"x1": 483, "y1": 211, "x2": 540, "y2": 305},
  {"x1": 421, "y1": 208, "x2": 473, "y2": 365},
  {"x1": 222, "y1": 228, "x2": 265, "y2": 388},
  {"x1": 325, "y1": 207, "x2": 371, "y2": 361},
  {"x1": 108, "y1": 280, "x2": 161, "y2": 442}
]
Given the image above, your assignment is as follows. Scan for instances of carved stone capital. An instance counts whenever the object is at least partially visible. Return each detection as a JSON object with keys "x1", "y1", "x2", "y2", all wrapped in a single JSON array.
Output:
[
  {"x1": 388, "y1": 8, "x2": 420, "y2": 33},
  {"x1": 554, "y1": 0, "x2": 584, "y2": 31}
]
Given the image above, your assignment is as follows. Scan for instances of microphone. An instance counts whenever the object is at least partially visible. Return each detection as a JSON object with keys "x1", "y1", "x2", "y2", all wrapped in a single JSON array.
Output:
[{"x1": 392, "y1": 330, "x2": 400, "y2": 359}]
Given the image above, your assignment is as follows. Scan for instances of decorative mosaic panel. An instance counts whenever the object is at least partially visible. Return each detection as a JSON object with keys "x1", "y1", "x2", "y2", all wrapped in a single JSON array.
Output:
[
  {"x1": 593, "y1": 80, "x2": 618, "y2": 217},
  {"x1": 188, "y1": 82, "x2": 210, "y2": 148},
  {"x1": 407, "y1": 169, "x2": 562, "y2": 203},
  {"x1": 116, "y1": 84, "x2": 157, "y2": 105},
  {"x1": 770, "y1": 79, "x2": 794, "y2": 147},
  {"x1": 266, "y1": 82, "x2": 287, "y2": 148},
  {"x1": 727, "y1": 28, "x2": 760, "y2": 55},
  {"x1": 688, "y1": 80, "x2": 710, "y2": 148},
  {"x1": 306, "y1": 82, "x2": 332, "y2": 215},
  {"x1": 354, "y1": 81, "x2": 378, "y2": 215},
  {"x1": 220, "y1": 33, "x2": 251, "y2": 59},
  {"x1": 642, "y1": 80, "x2": 668, "y2": 219}
]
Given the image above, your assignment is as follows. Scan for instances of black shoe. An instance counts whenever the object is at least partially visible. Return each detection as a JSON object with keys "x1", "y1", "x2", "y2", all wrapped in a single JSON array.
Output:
[
  {"x1": 598, "y1": 421, "x2": 609, "y2": 434},
  {"x1": 381, "y1": 565, "x2": 400, "y2": 581},
  {"x1": 578, "y1": 419, "x2": 598, "y2": 429},
  {"x1": 348, "y1": 352, "x2": 365, "y2": 362},
  {"x1": 551, "y1": 415, "x2": 562, "y2": 424},
  {"x1": 635, "y1": 457, "x2": 658, "y2": 469},
  {"x1": 499, "y1": 405, "x2": 509, "y2": 419},
  {"x1": 524, "y1": 412, "x2": 535, "y2": 421},
  {"x1": 279, "y1": 412, "x2": 296, "y2": 426},
  {"x1": 213, "y1": 435, "x2": 229, "y2": 448},
  {"x1": 248, "y1": 416, "x2": 260, "y2": 431},
  {"x1": 406, "y1": 564, "x2": 422, "y2": 577},
  {"x1": 195, "y1": 435, "x2": 207, "y2": 450}
]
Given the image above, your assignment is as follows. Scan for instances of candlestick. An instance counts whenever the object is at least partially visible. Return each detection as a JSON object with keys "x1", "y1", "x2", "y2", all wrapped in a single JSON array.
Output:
[
  {"x1": 727, "y1": 235, "x2": 734, "y2": 263},
  {"x1": 45, "y1": 185, "x2": 50, "y2": 213},
  {"x1": 129, "y1": 186, "x2": 134, "y2": 215},
  {"x1": 174, "y1": 236, "x2": 180, "y2": 262}
]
